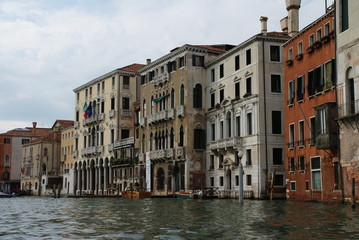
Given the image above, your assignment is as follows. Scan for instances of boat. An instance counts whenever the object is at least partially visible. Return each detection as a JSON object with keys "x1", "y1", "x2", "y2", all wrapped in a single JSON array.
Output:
[
  {"x1": 175, "y1": 192, "x2": 199, "y2": 199},
  {"x1": 121, "y1": 186, "x2": 151, "y2": 198},
  {"x1": 0, "y1": 192, "x2": 15, "y2": 198}
]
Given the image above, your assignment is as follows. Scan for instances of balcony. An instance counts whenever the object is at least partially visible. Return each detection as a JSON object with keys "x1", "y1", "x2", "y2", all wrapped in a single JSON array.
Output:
[
  {"x1": 153, "y1": 72, "x2": 169, "y2": 86},
  {"x1": 81, "y1": 146, "x2": 104, "y2": 156},
  {"x1": 72, "y1": 150, "x2": 78, "y2": 158},
  {"x1": 97, "y1": 145, "x2": 103, "y2": 153},
  {"x1": 210, "y1": 137, "x2": 242, "y2": 152},
  {"x1": 109, "y1": 110, "x2": 115, "y2": 118},
  {"x1": 155, "y1": 110, "x2": 168, "y2": 122},
  {"x1": 120, "y1": 109, "x2": 132, "y2": 117},
  {"x1": 176, "y1": 147, "x2": 185, "y2": 159},
  {"x1": 108, "y1": 143, "x2": 114, "y2": 152},
  {"x1": 149, "y1": 149, "x2": 174, "y2": 161},
  {"x1": 148, "y1": 114, "x2": 156, "y2": 125},
  {"x1": 114, "y1": 137, "x2": 135, "y2": 149},
  {"x1": 177, "y1": 105, "x2": 185, "y2": 118},
  {"x1": 140, "y1": 117, "x2": 146, "y2": 127},
  {"x1": 167, "y1": 108, "x2": 175, "y2": 119},
  {"x1": 83, "y1": 114, "x2": 105, "y2": 126}
]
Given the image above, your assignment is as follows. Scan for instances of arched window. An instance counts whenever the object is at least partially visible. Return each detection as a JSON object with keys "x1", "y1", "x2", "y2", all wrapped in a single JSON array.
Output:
[
  {"x1": 150, "y1": 133, "x2": 153, "y2": 151},
  {"x1": 162, "y1": 130, "x2": 165, "y2": 149},
  {"x1": 91, "y1": 127, "x2": 96, "y2": 147},
  {"x1": 3, "y1": 170, "x2": 9, "y2": 180},
  {"x1": 157, "y1": 167, "x2": 165, "y2": 190},
  {"x1": 346, "y1": 67, "x2": 355, "y2": 115},
  {"x1": 142, "y1": 134, "x2": 146, "y2": 153},
  {"x1": 155, "y1": 132, "x2": 158, "y2": 150},
  {"x1": 179, "y1": 125, "x2": 184, "y2": 147},
  {"x1": 151, "y1": 96, "x2": 154, "y2": 114},
  {"x1": 226, "y1": 112, "x2": 232, "y2": 138},
  {"x1": 44, "y1": 148, "x2": 48, "y2": 157},
  {"x1": 194, "y1": 128, "x2": 205, "y2": 149},
  {"x1": 180, "y1": 84, "x2": 185, "y2": 105},
  {"x1": 4, "y1": 155, "x2": 10, "y2": 167},
  {"x1": 170, "y1": 128, "x2": 174, "y2": 148},
  {"x1": 162, "y1": 92, "x2": 166, "y2": 110},
  {"x1": 171, "y1": 88, "x2": 175, "y2": 108},
  {"x1": 193, "y1": 84, "x2": 202, "y2": 108}
]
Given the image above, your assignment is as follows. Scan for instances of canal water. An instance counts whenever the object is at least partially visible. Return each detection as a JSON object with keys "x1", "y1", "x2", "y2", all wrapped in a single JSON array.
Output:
[{"x1": 1, "y1": 197, "x2": 358, "y2": 239}]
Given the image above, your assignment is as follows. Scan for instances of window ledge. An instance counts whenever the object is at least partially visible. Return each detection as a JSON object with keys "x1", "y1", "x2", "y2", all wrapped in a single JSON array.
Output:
[
  {"x1": 287, "y1": 104, "x2": 294, "y2": 107},
  {"x1": 298, "y1": 170, "x2": 306, "y2": 174},
  {"x1": 297, "y1": 99, "x2": 304, "y2": 103},
  {"x1": 288, "y1": 147, "x2": 295, "y2": 150},
  {"x1": 298, "y1": 145, "x2": 305, "y2": 149},
  {"x1": 289, "y1": 171, "x2": 295, "y2": 174}
]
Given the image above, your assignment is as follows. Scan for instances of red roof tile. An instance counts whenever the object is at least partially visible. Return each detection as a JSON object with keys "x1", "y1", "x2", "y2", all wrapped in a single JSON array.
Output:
[{"x1": 119, "y1": 64, "x2": 146, "y2": 73}]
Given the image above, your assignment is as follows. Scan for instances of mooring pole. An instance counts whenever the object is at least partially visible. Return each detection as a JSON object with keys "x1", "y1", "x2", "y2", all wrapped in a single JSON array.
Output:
[
  {"x1": 352, "y1": 178, "x2": 356, "y2": 209},
  {"x1": 238, "y1": 150, "x2": 244, "y2": 204}
]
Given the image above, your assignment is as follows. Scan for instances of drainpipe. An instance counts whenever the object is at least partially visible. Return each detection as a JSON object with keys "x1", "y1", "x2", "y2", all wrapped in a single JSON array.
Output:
[
  {"x1": 333, "y1": 0, "x2": 345, "y2": 203},
  {"x1": 262, "y1": 38, "x2": 269, "y2": 199}
]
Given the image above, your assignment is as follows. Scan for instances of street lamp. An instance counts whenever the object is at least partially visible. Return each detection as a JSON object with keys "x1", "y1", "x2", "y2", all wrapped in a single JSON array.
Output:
[{"x1": 238, "y1": 149, "x2": 244, "y2": 203}]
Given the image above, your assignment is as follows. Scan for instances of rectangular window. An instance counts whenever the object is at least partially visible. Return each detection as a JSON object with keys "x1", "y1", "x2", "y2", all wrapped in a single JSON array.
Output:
[
  {"x1": 4, "y1": 138, "x2": 10, "y2": 144},
  {"x1": 219, "y1": 154, "x2": 223, "y2": 169},
  {"x1": 220, "y1": 176, "x2": 224, "y2": 186},
  {"x1": 179, "y1": 56, "x2": 186, "y2": 68},
  {"x1": 274, "y1": 175, "x2": 284, "y2": 186},
  {"x1": 324, "y1": 22, "x2": 330, "y2": 36},
  {"x1": 211, "y1": 92, "x2": 215, "y2": 108},
  {"x1": 97, "y1": 83, "x2": 100, "y2": 94},
  {"x1": 122, "y1": 97, "x2": 130, "y2": 110},
  {"x1": 211, "y1": 123, "x2": 216, "y2": 141},
  {"x1": 210, "y1": 155, "x2": 214, "y2": 170},
  {"x1": 210, "y1": 177, "x2": 214, "y2": 186},
  {"x1": 123, "y1": 76, "x2": 130, "y2": 89},
  {"x1": 247, "y1": 113, "x2": 252, "y2": 135},
  {"x1": 111, "y1": 98, "x2": 115, "y2": 110},
  {"x1": 211, "y1": 69, "x2": 215, "y2": 82},
  {"x1": 246, "y1": 77, "x2": 252, "y2": 94},
  {"x1": 298, "y1": 41, "x2": 303, "y2": 55},
  {"x1": 311, "y1": 157, "x2": 322, "y2": 190},
  {"x1": 270, "y1": 45, "x2": 280, "y2": 62},
  {"x1": 297, "y1": 75, "x2": 305, "y2": 101},
  {"x1": 192, "y1": 55, "x2": 204, "y2": 67},
  {"x1": 219, "y1": 64, "x2": 224, "y2": 78},
  {"x1": 246, "y1": 149, "x2": 252, "y2": 166},
  {"x1": 235, "y1": 82, "x2": 240, "y2": 98},
  {"x1": 289, "y1": 157, "x2": 296, "y2": 171},
  {"x1": 235, "y1": 55, "x2": 240, "y2": 70},
  {"x1": 273, "y1": 148, "x2": 283, "y2": 165},
  {"x1": 310, "y1": 117, "x2": 316, "y2": 144},
  {"x1": 246, "y1": 49, "x2": 251, "y2": 65},
  {"x1": 102, "y1": 81, "x2": 105, "y2": 93},
  {"x1": 288, "y1": 80, "x2": 294, "y2": 105},
  {"x1": 235, "y1": 175, "x2": 239, "y2": 186},
  {"x1": 272, "y1": 111, "x2": 282, "y2": 134},
  {"x1": 271, "y1": 74, "x2": 281, "y2": 93},
  {"x1": 316, "y1": 28, "x2": 322, "y2": 41},
  {"x1": 22, "y1": 139, "x2": 29, "y2": 144},
  {"x1": 194, "y1": 129, "x2": 205, "y2": 149},
  {"x1": 236, "y1": 116, "x2": 241, "y2": 136},
  {"x1": 111, "y1": 129, "x2": 114, "y2": 143},
  {"x1": 220, "y1": 89, "x2": 224, "y2": 103},
  {"x1": 308, "y1": 70, "x2": 315, "y2": 96},
  {"x1": 309, "y1": 34, "x2": 314, "y2": 46},
  {"x1": 299, "y1": 121, "x2": 305, "y2": 146},
  {"x1": 246, "y1": 175, "x2": 252, "y2": 186},
  {"x1": 112, "y1": 76, "x2": 115, "y2": 89},
  {"x1": 299, "y1": 155, "x2": 305, "y2": 171},
  {"x1": 290, "y1": 181, "x2": 296, "y2": 191},
  {"x1": 288, "y1": 48, "x2": 293, "y2": 60},
  {"x1": 324, "y1": 61, "x2": 333, "y2": 89},
  {"x1": 121, "y1": 129, "x2": 130, "y2": 139},
  {"x1": 289, "y1": 124, "x2": 294, "y2": 148},
  {"x1": 220, "y1": 121, "x2": 224, "y2": 139},
  {"x1": 341, "y1": 0, "x2": 349, "y2": 32}
]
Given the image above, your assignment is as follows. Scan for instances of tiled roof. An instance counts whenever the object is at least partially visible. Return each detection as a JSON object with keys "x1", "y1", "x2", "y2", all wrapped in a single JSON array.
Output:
[
  {"x1": 53, "y1": 120, "x2": 74, "y2": 129},
  {"x1": 190, "y1": 45, "x2": 229, "y2": 53},
  {"x1": 26, "y1": 131, "x2": 60, "y2": 145},
  {"x1": 119, "y1": 63, "x2": 146, "y2": 73},
  {"x1": 0, "y1": 128, "x2": 52, "y2": 137}
]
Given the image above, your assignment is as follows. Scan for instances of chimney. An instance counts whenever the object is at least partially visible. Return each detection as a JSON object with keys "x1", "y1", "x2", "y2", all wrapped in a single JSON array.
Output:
[
  {"x1": 32, "y1": 122, "x2": 37, "y2": 135},
  {"x1": 286, "y1": 0, "x2": 301, "y2": 37},
  {"x1": 146, "y1": 59, "x2": 151, "y2": 65},
  {"x1": 260, "y1": 16, "x2": 268, "y2": 35},
  {"x1": 280, "y1": 16, "x2": 288, "y2": 33}
]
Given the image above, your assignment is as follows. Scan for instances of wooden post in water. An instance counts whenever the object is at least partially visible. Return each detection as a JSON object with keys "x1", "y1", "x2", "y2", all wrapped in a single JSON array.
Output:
[
  {"x1": 352, "y1": 178, "x2": 356, "y2": 209},
  {"x1": 53, "y1": 185, "x2": 56, "y2": 198},
  {"x1": 57, "y1": 185, "x2": 61, "y2": 198}
]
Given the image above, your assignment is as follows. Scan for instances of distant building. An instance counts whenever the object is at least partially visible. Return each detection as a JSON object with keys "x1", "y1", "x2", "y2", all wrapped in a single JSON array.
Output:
[
  {"x1": 335, "y1": 0, "x2": 359, "y2": 201},
  {"x1": 0, "y1": 123, "x2": 52, "y2": 193},
  {"x1": 72, "y1": 64, "x2": 144, "y2": 195},
  {"x1": 283, "y1": 5, "x2": 339, "y2": 201},
  {"x1": 60, "y1": 125, "x2": 75, "y2": 195},
  {"x1": 20, "y1": 120, "x2": 73, "y2": 195},
  {"x1": 206, "y1": 17, "x2": 289, "y2": 199}
]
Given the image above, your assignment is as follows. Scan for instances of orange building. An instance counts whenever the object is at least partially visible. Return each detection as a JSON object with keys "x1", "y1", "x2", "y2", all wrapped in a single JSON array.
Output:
[{"x1": 283, "y1": 9, "x2": 342, "y2": 201}]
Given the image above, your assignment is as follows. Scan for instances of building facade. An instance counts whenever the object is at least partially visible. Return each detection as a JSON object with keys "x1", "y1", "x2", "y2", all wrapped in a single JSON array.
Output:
[
  {"x1": 137, "y1": 45, "x2": 233, "y2": 196},
  {"x1": 336, "y1": 0, "x2": 359, "y2": 202},
  {"x1": 61, "y1": 125, "x2": 75, "y2": 195},
  {"x1": 206, "y1": 18, "x2": 289, "y2": 199},
  {"x1": 72, "y1": 64, "x2": 144, "y2": 195},
  {"x1": 283, "y1": 7, "x2": 341, "y2": 201}
]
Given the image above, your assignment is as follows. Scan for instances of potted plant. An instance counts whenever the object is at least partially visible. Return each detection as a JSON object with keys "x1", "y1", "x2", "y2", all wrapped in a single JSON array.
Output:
[
  {"x1": 329, "y1": 30, "x2": 335, "y2": 39},
  {"x1": 286, "y1": 59, "x2": 294, "y2": 66},
  {"x1": 321, "y1": 35, "x2": 330, "y2": 44},
  {"x1": 243, "y1": 93, "x2": 252, "y2": 98},
  {"x1": 215, "y1": 103, "x2": 221, "y2": 109},
  {"x1": 295, "y1": 54, "x2": 303, "y2": 61},
  {"x1": 313, "y1": 40, "x2": 322, "y2": 49},
  {"x1": 306, "y1": 46, "x2": 314, "y2": 54}
]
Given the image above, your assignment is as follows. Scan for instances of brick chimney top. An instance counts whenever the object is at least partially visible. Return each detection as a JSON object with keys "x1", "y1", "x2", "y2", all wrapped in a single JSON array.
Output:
[{"x1": 260, "y1": 16, "x2": 268, "y2": 35}]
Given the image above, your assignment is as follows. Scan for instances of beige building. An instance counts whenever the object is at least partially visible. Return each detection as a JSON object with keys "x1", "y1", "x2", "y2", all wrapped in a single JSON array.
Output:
[
  {"x1": 21, "y1": 120, "x2": 73, "y2": 195},
  {"x1": 336, "y1": 0, "x2": 359, "y2": 201},
  {"x1": 73, "y1": 64, "x2": 144, "y2": 195},
  {"x1": 138, "y1": 44, "x2": 233, "y2": 196},
  {"x1": 205, "y1": 18, "x2": 289, "y2": 199},
  {"x1": 60, "y1": 125, "x2": 75, "y2": 194}
]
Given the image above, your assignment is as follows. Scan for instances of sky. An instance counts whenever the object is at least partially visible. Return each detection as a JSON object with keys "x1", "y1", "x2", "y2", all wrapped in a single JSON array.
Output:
[{"x1": 0, "y1": 0, "x2": 328, "y2": 133}]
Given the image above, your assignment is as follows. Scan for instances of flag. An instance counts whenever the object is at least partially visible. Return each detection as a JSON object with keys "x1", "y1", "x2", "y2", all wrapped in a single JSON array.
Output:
[
  {"x1": 83, "y1": 102, "x2": 88, "y2": 119},
  {"x1": 86, "y1": 102, "x2": 93, "y2": 118}
]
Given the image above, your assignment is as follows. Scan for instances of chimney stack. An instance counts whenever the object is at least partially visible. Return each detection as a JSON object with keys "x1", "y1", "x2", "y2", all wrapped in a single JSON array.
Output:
[
  {"x1": 285, "y1": 0, "x2": 301, "y2": 37},
  {"x1": 32, "y1": 122, "x2": 37, "y2": 135},
  {"x1": 260, "y1": 16, "x2": 268, "y2": 35},
  {"x1": 146, "y1": 59, "x2": 151, "y2": 65}
]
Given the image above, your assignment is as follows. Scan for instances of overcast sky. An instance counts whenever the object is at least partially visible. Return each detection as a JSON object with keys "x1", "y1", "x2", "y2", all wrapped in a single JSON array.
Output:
[{"x1": 0, "y1": 0, "x2": 328, "y2": 133}]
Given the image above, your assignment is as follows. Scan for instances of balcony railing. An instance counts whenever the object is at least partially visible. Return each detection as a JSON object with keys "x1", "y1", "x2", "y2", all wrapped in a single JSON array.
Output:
[
  {"x1": 81, "y1": 146, "x2": 103, "y2": 156},
  {"x1": 83, "y1": 114, "x2": 105, "y2": 126},
  {"x1": 210, "y1": 137, "x2": 242, "y2": 151},
  {"x1": 167, "y1": 108, "x2": 175, "y2": 119},
  {"x1": 176, "y1": 147, "x2": 185, "y2": 159},
  {"x1": 108, "y1": 143, "x2": 114, "y2": 152},
  {"x1": 153, "y1": 72, "x2": 169, "y2": 86},
  {"x1": 149, "y1": 149, "x2": 174, "y2": 161},
  {"x1": 72, "y1": 150, "x2": 78, "y2": 158},
  {"x1": 114, "y1": 137, "x2": 134, "y2": 149},
  {"x1": 177, "y1": 105, "x2": 185, "y2": 118},
  {"x1": 120, "y1": 109, "x2": 132, "y2": 117},
  {"x1": 148, "y1": 109, "x2": 175, "y2": 125},
  {"x1": 337, "y1": 99, "x2": 359, "y2": 119},
  {"x1": 109, "y1": 110, "x2": 115, "y2": 118}
]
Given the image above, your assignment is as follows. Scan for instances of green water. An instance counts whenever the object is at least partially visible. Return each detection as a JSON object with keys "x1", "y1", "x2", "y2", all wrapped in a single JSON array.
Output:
[{"x1": 0, "y1": 197, "x2": 358, "y2": 239}]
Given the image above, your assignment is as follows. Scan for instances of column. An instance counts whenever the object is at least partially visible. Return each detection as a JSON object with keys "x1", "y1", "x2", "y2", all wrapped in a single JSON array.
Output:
[
  {"x1": 95, "y1": 165, "x2": 98, "y2": 195},
  {"x1": 81, "y1": 166, "x2": 85, "y2": 192},
  {"x1": 108, "y1": 164, "x2": 112, "y2": 189},
  {"x1": 104, "y1": 164, "x2": 108, "y2": 194},
  {"x1": 87, "y1": 167, "x2": 90, "y2": 193},
  {"x1": 77, "y1": 166, "x2": 81, "y2": 195},
  {"x1": 89, "y1": 165, "x2": 93, "y2": 194},
  {"x1": 99, "y1": 165, "x2": 103, "y2": 194}
]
